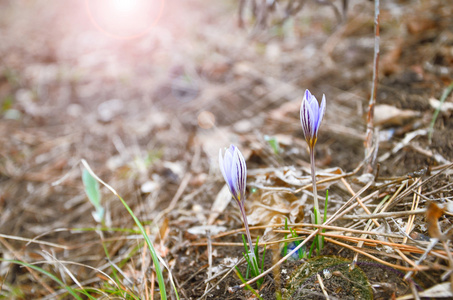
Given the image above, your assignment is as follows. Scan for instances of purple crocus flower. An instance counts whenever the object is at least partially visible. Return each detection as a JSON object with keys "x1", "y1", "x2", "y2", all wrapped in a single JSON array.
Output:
[
  {"x1": 219, "y1": 144, "x2": 247, "y2": 204},
  {"x1": 219, "y1": 145, "x2": 255, "y2": 257},
  {"x1": 300, "y1": 89, "x2": 326, "y2": 254},
  {"x1": 300, "y1": 89, "x2": 326, "y2": 149}
]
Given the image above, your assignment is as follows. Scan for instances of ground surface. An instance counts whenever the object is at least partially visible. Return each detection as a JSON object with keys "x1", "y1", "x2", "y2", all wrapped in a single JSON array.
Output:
[{"x1": 0, "y1": 0, "x2": 453, "y2": 299}]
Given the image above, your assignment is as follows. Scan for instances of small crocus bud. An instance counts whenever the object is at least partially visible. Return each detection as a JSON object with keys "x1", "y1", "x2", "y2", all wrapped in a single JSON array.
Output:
[
  {"x1": 219, "y1": 144, "x2": 247, "y2": 204},
  {"x1": 300, "y1": 89, "x2": 326, "y2": 149},
  {"x1": 219, "y1": 145, "x2": 255, "y2": 258}
]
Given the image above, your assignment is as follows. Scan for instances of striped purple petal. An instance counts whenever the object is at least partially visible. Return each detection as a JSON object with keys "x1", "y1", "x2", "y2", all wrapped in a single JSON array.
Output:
[
  {"x1": 300, "y1": 89, "x2": 326, "y2": 148},
  {"x1": 219, "y1": 145, "x2": 247, "y2": 203},
  {"x1": 316, "y1": 94, "x2": 326, "y2": 133}
]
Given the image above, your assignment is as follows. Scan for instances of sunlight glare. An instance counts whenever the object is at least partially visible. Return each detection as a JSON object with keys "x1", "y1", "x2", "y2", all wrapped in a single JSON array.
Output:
[
  {"x1": 113, "y1": 0, "x2": 140, "y2": 13},
  {"x1": 85, "y1": 0, "x2": 164, "y2": 39}
]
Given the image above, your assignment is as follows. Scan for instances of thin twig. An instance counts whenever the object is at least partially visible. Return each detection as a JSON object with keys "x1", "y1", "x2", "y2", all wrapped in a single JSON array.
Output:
[
  {"x1": 381, "y1": 178, "x2": 420, "y2": 213},
  {"x1": 441, "y1": 240, "x2": 453, "y2": 283},
  {"x1": 404, "y1": 186, "x2": 421, "y2": 244},
  {"x1": 388, "y1": 163, "x2": 453, "y2": 211},
  {"x1": 291, "y1": 230, "x2": 446, "y2": 257},
  {"x1": 350, "y1": 189, "x2": 385, "y2": 270},
  {"x1": 341, "y1": 208, "x2": 426, "y2": 220},
  {"x1": 326, "y1": 237, "x2": 424, "y2": 272},
  {"x1": 205, "y1": 230, "x2": 212, "y2": 294},
  {"x1": 364, "y1": 0, "x2": 380, "y2": 173},
  {"x1": 317, "y1": 273, "x2": 330, "y2": 300},
  {"x1": 404, "y1": 238, "x2": 439, "y2": 280},
  {"x1": 408, "y1": 280, "x2": 421, "y2": 300},
  {"x1": 341, "y1": 178, "x2": 379, "y2": 227},
  {"x1": 0, "y1": 233, "x2": 69, "y2": 249}
]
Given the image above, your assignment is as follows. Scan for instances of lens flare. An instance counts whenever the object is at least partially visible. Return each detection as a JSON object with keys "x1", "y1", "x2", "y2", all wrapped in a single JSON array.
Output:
[
  {"x1": 85, "y1": 0, "x2": 164, "y2": 39},
  {"x1": 113, "y1": 0, "x2": 140, "y2": 13}
]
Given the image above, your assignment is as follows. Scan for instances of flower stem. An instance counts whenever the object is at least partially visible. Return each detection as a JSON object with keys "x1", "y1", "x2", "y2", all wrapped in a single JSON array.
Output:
[
  {"x1": 239, "y1": 202, "x2": 256, "y2": 261},
  {"x1": 310, "y1": 148, "x2": 322, "y2": 253}
]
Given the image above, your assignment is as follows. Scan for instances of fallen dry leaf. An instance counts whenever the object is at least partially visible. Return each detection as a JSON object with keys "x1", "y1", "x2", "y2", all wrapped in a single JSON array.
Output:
[
  {"x1": 208, "y1": 184, "x2": 232, "y2": 225},
  {"x1": 247, "y1": 190, "x2": 303, "y2": 239},
  {"x1": 374, "y1": 104, "x2": 420, "y2": 127},
  {"x1": 430, "y1": 97, "x2": 453, "y2": 113},
  {"x1": 426, "y1": 202, "x2": 445, "y2": 240},
  {"x1": 397, "y1": 282, "x2": 452, "y2": 300}
]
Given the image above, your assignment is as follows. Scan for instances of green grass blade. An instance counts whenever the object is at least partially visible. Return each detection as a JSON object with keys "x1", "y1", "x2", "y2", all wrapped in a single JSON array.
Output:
[
  {"x1": 290, "y1": 228, "x2": 304, "y2": 259},
  {"x1": 242, "y1": 234, "x2": 249, "y2": 252},
  {"x1": 1, "y1": 259, "x2": 87, "y2": 300},
  {"x1": 111, "y1": 190, "x2": 171, "y2": 299},
  {"x1": 323, "y1": 190, "x2": 329, "y2": 224},
  {"x1": 313, "y1": 207, "x2": 321, "y2": 254},
  {"x1": 264, "y1": 135, "x2": 280, "y2": 154},
  {"x1": 234, "y1": 267, "x2": 264, "y2": 300},
  {"x1": 253, "y1": 236, "x2": 260, "y2": 271},
  {"x1": 428, "y1": 82, "x2": 453, "y2": 143},
  {"x1": 82, "y1": 169, "x2": 104, "y2": 222},
  {"x1": 99, "y1": 238, "x2": 122, "y2": 286},
  {"x1": 241, "y1": 234, "x2": 251, "y2": 278},
  {"x1": 260, "y1": 245, "x2": 266, "y2": 274},
  {"x1": 81, "y1": 159, "x2": 177, "y2": 300},
  {"x1": 242, "y1": 250, "x2": 251, "y2": 279}
]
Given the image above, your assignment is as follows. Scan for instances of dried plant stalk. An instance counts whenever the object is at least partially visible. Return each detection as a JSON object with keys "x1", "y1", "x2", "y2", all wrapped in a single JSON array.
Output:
[{"x1": 364, "y1": 0, "x2": 380, "y2": 173}]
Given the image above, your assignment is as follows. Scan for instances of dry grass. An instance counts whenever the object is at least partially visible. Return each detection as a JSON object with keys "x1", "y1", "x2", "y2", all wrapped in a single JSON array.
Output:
[{"x1": 1, "y1": 0, "x2": 453, "y2": 299}]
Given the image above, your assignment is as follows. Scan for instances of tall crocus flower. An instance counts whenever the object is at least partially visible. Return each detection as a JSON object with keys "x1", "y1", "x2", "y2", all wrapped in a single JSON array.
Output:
[
  {"x1": 300, "y1": 89, "x2": 326, "y2": 149},
  {"x1": 300, "y1": 89, "x2": 326, "y2": 251},
  {"x1": 219, "y1": 145, "x2": 255, "y2": 258}
]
